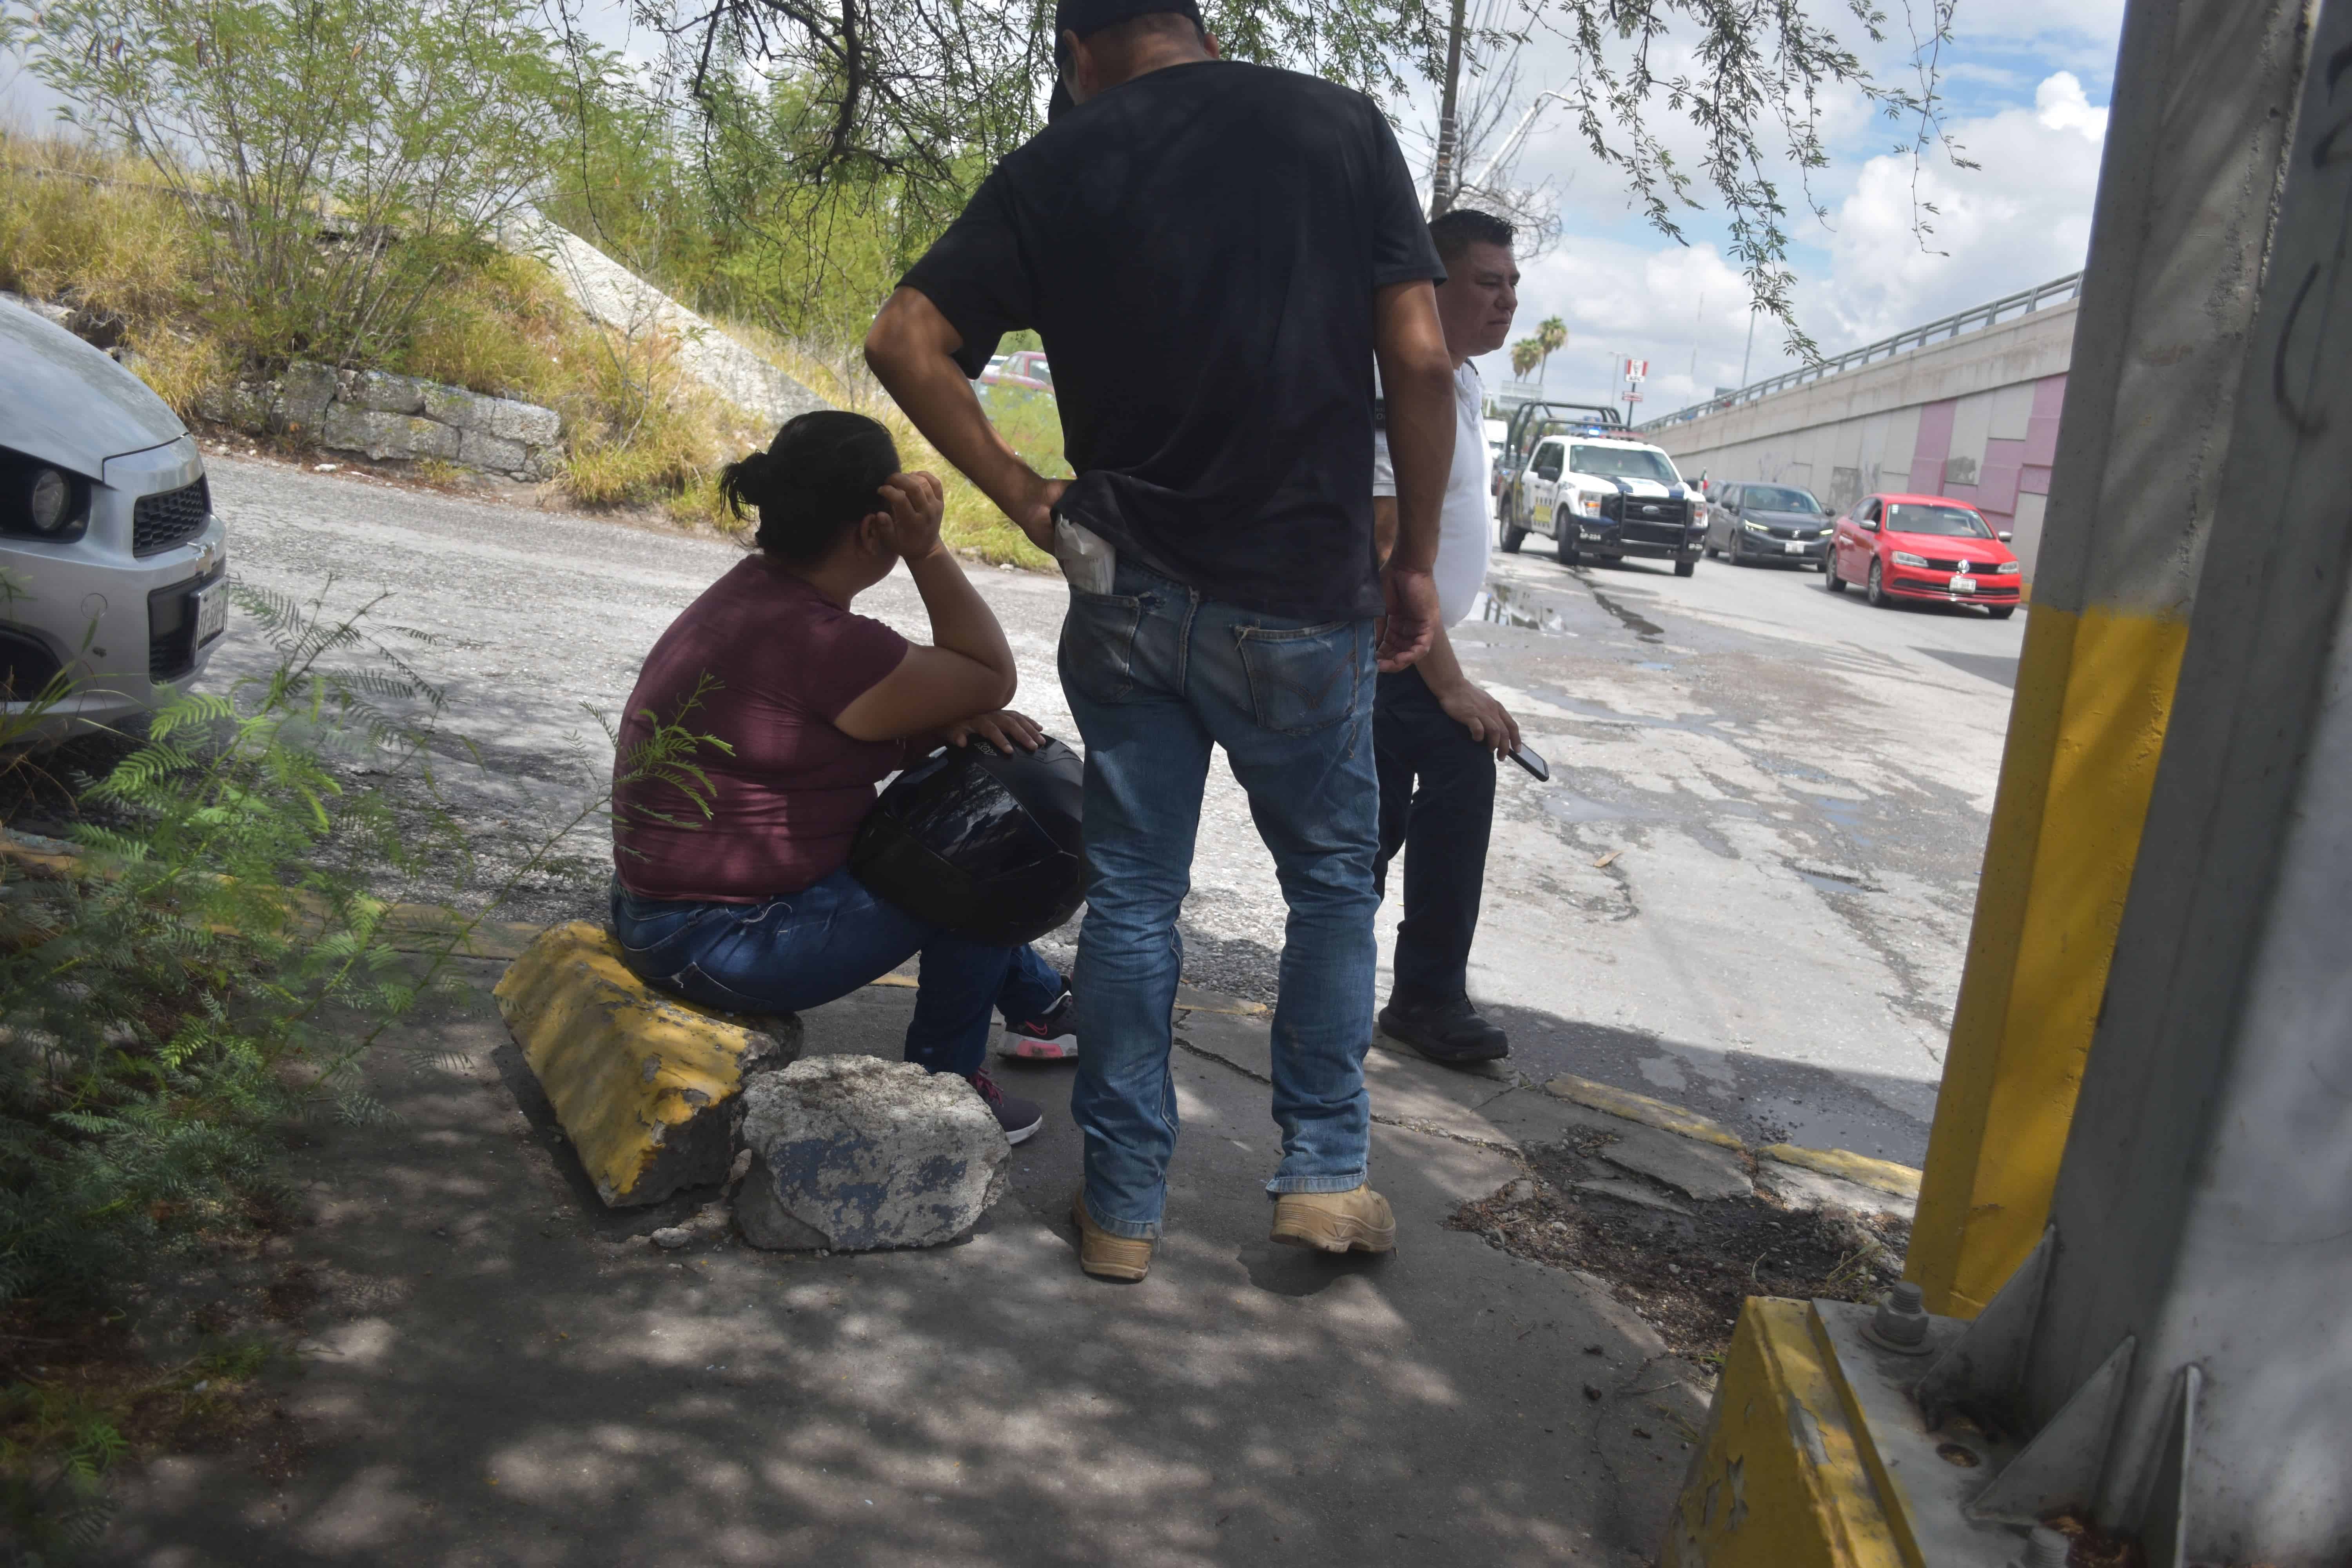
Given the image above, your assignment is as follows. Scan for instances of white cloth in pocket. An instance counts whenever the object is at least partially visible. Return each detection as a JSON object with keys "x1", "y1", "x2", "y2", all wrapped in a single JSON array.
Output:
[{"x1": 1053, "y1": 515, "x2": 1120, "y2": 596}]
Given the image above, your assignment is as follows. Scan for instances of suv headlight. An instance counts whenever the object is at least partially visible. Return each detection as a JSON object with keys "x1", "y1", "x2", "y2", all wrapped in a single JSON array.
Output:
[
  {"x1": 1575, "y1": 494, "x2": 1602, "y2": 517},
  {"x1": 0, "y1": 448, "x2": 91, "y2": 543},
  {"x1": 1996, "y1": 561, "x2": 2022, "y2": 575}
]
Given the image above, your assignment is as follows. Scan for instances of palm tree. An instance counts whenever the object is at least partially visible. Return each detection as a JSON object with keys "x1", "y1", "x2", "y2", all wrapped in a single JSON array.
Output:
[
  {"x1": 1535, "y1": 316, "x2": 1568, "y2": 385},
  {"x1": 1510, "y1": 337, "x2": 1543, "y2": 381}
]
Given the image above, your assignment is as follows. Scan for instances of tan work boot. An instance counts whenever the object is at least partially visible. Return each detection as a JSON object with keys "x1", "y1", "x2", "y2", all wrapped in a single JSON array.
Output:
[
  {"x1": 1070, "y1": 1196, "x2": 1154, "y2": 1282},
  {"x1": 1270, "y1": 1185, "x2": 1397, "y2": 1254}
]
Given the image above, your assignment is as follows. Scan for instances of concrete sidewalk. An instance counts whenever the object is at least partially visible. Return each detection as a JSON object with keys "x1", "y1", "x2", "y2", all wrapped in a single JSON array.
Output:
[{"x1": 112, "y1": 964, "x2": 1713, "y2": 1566}]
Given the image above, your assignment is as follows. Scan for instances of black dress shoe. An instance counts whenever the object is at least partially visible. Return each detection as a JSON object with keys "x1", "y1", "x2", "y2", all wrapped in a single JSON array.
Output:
[{"x1": 1377, "y1": 995, "x2": 1510, "y2": 1066}]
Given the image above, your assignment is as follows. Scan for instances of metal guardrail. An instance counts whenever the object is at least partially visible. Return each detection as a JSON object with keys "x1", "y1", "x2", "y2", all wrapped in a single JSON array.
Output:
[{"x1": 1636, "y1": 271, "x2": 2084, "y2": 434}]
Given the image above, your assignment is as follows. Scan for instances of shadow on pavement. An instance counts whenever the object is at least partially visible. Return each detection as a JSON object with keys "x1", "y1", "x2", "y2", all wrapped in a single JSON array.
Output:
[{"x1": 109, "y1": 964, "x2": 1700, "y2": 1567}]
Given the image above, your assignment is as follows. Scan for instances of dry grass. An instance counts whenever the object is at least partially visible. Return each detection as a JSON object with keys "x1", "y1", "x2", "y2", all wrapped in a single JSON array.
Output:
[
  {"x1": 0, "y1": 138, "x2": 195, "y2": 326},
  {"x1": 2, "y1": 132, "x2": 1062, "y2": 567},
  {"x1": 0, "y1": 135, "x2": 230, "y2": 418}
]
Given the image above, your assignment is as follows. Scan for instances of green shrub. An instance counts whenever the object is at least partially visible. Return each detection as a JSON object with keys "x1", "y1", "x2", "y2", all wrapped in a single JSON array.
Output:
[{"x1": 18, "y1": 0, "x2": 569, "y2": 373}]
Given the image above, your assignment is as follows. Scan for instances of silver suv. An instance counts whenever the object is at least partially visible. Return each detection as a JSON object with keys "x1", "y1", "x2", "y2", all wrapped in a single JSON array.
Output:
[{"x1": 1, "y1": 299, "x2": 228, "y2": 737}]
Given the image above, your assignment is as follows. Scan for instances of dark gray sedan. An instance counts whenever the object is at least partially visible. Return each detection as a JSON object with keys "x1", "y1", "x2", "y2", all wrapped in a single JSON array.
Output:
[{"x1": 1705, "y1": 483, "x2": 1833, "y2": 569}]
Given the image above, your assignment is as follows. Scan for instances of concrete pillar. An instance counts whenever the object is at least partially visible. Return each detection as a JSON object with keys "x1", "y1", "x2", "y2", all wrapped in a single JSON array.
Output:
[
  {"x1": 1906, "y1": 0, "x2": 2316, "y2": 1317},
  {"x1": 2020, "y1": 0, "x2": 2352, "y2": 1547}
]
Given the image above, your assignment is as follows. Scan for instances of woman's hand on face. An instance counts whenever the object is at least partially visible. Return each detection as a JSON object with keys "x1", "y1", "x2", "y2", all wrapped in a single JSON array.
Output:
[
  {"x1": 944, "y1": 709, "x2": 1045, "y2": 753},
  {"x1": 875, "y1": 471, "x2": 947, "y2": 562}
]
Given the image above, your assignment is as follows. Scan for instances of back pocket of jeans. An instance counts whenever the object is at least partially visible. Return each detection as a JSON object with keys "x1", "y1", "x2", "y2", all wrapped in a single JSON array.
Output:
[
  {"x1": 1059, "y1": 590, "x2": 1145, "y2": 705},
  {"x1": 1235, "y1": 619, "x2": 1363, "y2": 735}
]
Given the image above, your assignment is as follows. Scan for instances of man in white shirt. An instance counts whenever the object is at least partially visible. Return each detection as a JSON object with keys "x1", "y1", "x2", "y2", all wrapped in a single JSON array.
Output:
[{"x1": 1370, "y1": 208, "x2": 1523, "y2": 1065}]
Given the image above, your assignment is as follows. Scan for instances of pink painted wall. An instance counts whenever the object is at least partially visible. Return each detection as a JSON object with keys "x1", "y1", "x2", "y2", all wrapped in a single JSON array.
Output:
[{"x1": 1900, "y1": 374, "x2": 2067, "y2": 538}]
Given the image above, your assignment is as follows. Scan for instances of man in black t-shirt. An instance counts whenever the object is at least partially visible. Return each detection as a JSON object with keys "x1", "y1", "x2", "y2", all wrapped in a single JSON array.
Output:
[{"x1": 866, "y1": 0, "x2": 1457, "y2": 1284}]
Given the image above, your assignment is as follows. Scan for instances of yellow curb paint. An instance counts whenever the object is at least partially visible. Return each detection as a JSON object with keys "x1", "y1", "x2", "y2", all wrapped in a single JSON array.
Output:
[
  {"x1": 1660, "y1": 1299, "x2": 1904, "y2": 1568},
  {"x1": 493, "y1": 921, "x2": 788, "y2": 1207},
  {"x1": 1543, "y1": 1073, "x2": 1745, "y2": 1150},
  {"x1": 1909, "y1": 604, "x2": 2190, "y2": 1318},
  {"x1": 1761, "y1": 1146, "x2": 1921, "y2": 1200}
]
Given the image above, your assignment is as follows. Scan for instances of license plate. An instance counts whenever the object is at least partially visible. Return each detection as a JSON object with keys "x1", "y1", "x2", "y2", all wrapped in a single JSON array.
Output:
[
  {"x1": 1949, "y1": 574, "x2": 1977, "y2": 594},
  {"x1": 1785, "y1": 541, "x2": 1806, "y2": 554},
  {"x1": 193, "y1": 581, "x2": 228, "y2": 646}
]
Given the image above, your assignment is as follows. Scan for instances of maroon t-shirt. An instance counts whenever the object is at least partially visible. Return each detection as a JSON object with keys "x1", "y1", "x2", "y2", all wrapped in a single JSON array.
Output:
[{"x1": 613, "y1": 557, "x2": 909, "y2": 901}]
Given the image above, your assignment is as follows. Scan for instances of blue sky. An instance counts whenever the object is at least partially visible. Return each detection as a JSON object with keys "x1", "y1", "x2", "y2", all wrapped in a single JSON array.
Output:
[{"x1": 5, "y1": 0, "x2": 2126, "y2": 412}]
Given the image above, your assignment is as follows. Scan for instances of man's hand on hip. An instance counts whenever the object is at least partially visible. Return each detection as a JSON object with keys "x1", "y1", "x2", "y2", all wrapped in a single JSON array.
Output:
[
  {"x1": 1009, "y1": 473, "x2": 1069, "y2": 550},
  {"x1": 1377, "y1": 565, "x2": 1439, "y2": 671}
]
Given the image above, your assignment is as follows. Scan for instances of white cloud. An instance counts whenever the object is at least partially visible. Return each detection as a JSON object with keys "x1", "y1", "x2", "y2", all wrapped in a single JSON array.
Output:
[
  {"x1": 1492, "y1": 70, "x2": 2111, "y2": 417},
  {"x1": 1804, "y1": 72, "x2": 2107, "y2": 343}
]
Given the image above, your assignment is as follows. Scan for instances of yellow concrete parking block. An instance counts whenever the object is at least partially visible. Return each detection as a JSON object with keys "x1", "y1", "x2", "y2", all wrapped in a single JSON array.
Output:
[
  {"x1": 494, "y1": 921, "x2": 795, "y2": 1208},
  {"x1": 1542, "y1": 1073, "x2": 1745, "y2": 1151},
  {"x1": 1761, "y1": 1145, "x2": 1923, "y2": 1200},
  {"x1": 1660, "y1": 1299, "x2": 1905, "y2": 1568}
]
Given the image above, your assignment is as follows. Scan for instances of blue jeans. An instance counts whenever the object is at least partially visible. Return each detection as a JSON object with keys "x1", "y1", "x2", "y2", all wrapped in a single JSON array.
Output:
[
  {"x1": 1060, "y1": 559, "x2": 1381, "y2": 1240},
  {"x1": 608, "y1": 869, "x2": 1065, "y2": 1078}
]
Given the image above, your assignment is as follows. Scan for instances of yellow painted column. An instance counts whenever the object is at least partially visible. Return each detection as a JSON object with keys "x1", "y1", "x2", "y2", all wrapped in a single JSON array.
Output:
[
  {"x1": 1899, "y1": 0, "x2": 2310, "y2": 1317},
  {"x1": 1907, "y1": 609, "x2": 2189, "y2": 1315}
]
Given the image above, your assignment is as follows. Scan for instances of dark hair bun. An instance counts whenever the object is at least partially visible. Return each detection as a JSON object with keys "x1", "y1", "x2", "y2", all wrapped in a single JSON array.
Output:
[{"x1": 718, "y1": 410, "x2": 903, "y2": 564}]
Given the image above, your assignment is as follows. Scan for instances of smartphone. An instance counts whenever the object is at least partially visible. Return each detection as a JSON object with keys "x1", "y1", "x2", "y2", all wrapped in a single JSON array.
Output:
[{"x1": 1508, "y1": 742, "x2": 1550, "y2": 782}]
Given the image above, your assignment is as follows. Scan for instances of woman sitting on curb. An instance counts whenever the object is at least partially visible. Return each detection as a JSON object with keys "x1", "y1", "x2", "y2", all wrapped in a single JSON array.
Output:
[{"x1": 608, "y1": 410, "x2": 1073, "y2": 1143}]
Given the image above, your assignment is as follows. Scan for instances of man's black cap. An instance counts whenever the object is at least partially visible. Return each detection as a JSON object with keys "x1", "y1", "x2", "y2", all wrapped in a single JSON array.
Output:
[{"x1": 1047, "y1": 0, "x2": 1204, "y2": 121}]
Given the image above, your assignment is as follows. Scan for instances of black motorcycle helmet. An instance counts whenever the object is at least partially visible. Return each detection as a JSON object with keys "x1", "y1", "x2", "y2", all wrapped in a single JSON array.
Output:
[{"x1": 849, "y1": 738, "x2": 1086, "y2": 946}]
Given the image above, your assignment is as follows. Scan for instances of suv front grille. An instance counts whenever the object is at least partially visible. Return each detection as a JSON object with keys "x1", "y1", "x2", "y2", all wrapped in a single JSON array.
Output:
[
  {"x1": 1603, "y1": 492, "x2": 1690, "y2": 543},
  {"x1": 132, "y1": 478, "x2": 211, "y2": 557}
]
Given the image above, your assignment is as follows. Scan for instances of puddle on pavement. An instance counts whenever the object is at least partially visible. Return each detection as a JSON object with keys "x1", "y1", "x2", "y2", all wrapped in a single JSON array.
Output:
[
  {"x1": 1796, "y1": 869, "x2": 1864, "y2": 896},
  {"x1": 1582, "y1": 583, "x2": 1666, "y2": 643},
  {"x1": 1540, "y1": 791, "x2": 1662, "y2": 824},
  {"x1": 1634, "y1": 660, "x2": 1675, "y2": 671},
  {"x1": 1536, "y1": 689, "x2": 1730, "y2": 738},
  {"x1": 1473, "y1": 580, "x2": 1578, "y2": 635},
  {"x1": 1802, "y1": 793, "x2": 1878, "y2": 849}
]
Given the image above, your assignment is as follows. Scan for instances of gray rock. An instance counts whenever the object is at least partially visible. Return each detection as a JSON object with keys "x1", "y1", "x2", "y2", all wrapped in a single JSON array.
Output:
[
  {"x1": 350, "y1": 368, "x2": 428, "y2": 414},
  {"x1": 650, "y1": 1226, "x2": 691, "y2": 1249},
  {"x1": 278, "y1": 363, "x2": 339, "y2": 433},
  {"x1": 322, "y1": 404, "x2": 460, "y2": 462},
  {"x1": 485, "y1": 396, "x2": 561, "y2": 446},
  {"x1": 737, "y1": 1056, "x2": 1008, "y2": 1252},
  {"x1": 421, "y1": 383, "x2": 484, "y2": 430},
  {"x1": 732, "y1": 1156, "x2": 833, "y2": 1250},
  {"x1": 196, "y1": 381, "x2": 273, "y2": 433},
  {"x1": 1597, "y1": 1122, "x2": 1755, "y2": 1201},
  {"x1": 457, "y1": 427, "x2": 529, "y2": 474}
]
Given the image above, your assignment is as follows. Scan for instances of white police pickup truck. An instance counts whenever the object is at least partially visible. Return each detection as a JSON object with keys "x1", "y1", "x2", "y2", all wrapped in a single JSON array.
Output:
[{"x1": 1502, "y1": 426, "x2": 1705, "y2": 578}]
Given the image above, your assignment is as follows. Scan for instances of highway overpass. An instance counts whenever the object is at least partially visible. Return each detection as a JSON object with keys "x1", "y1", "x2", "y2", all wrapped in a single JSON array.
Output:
[{"x1": 1640, "y1": 274, "x2": 2081, "y2": 581}]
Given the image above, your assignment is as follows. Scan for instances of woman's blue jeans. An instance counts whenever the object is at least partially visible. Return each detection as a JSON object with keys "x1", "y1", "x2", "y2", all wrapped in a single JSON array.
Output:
[
  {"x1": 608, "y1": 869, "x2": 1064, "y2": 1078},
  {"x1": 1060, "y1": 559, "x2": 1381, "y2": 1240}
]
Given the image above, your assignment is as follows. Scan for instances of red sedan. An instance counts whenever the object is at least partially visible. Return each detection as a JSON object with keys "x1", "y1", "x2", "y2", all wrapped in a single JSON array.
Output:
[{"x1": 1826, "y1": 492, "x2": 2020, "y2": 619}]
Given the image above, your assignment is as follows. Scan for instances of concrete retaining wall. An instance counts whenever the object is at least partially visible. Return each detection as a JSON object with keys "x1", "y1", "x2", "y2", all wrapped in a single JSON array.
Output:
[
  {"x1": 1651, "y1": 301, "x2": 2079, "y2": 579},
  {"x1": 199, "y1": 364, "x2": 563, "y2": 480},
  {"x1": 501, "y1": 209, "x2": 831, "y2": 430}
]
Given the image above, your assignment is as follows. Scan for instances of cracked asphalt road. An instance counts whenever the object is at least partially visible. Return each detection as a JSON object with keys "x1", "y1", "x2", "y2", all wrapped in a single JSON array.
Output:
[{"x1": 203, "y1": 453, "x2": 2020, "y2": 1167}]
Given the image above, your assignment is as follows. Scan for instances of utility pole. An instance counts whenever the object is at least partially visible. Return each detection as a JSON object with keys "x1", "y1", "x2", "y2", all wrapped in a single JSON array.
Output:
[
  {"x1": 1662, "y1": 0, "x2": 2343, "y2": 1561},
  {"x1": 1427, "y1": 0, "x2": 1468, "y2": 217}
]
